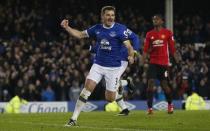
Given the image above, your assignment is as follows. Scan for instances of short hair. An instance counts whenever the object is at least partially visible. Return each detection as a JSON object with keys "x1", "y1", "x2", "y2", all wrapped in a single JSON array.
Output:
[
  {"x1": 101, "y1": 6, "x2": 116, "y2": 15},
  {"x1": 153, "y1": 14, "x2": 164, "y2": 20}
]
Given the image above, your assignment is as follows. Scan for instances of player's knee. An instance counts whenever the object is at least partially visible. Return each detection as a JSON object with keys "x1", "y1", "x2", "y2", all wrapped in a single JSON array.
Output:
[
  {"x1": 84, "y1": 79, "x2": 96, "y2": 92},
  {"x1": 160, "y1": 80, "x2": 171, "y2": 93},
  {"x1": 147, "y1": 87, "x2": 154, "y2": 93},
  {"x1": 148, "y1": 79, "x2": 155, "y2": 88},
  {"x1": 162, "y1": 86, "x2": 171, "y2": 93},
  {"x1": 160, "y1": 80, "x2": 168, "y2": 88}
]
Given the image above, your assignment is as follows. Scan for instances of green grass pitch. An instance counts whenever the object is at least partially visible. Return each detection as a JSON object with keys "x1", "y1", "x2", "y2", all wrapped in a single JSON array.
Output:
[{"x1": 0, "y1": 110, "x2": 210, "y2": 131}]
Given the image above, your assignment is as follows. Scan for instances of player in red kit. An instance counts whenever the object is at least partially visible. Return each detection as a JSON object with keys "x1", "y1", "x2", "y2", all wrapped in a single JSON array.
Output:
[{"x1": 143, "y1": 14, "x2": 179, "y2": 114}]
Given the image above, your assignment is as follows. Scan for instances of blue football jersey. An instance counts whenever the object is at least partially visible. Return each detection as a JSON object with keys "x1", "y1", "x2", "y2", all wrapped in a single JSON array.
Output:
[
  {"x1": 89, "y1": 28, "x2": 140, "y2": 62},
  {"x1": 86, "y1": 23, "x2": 128, "y2": 67}
]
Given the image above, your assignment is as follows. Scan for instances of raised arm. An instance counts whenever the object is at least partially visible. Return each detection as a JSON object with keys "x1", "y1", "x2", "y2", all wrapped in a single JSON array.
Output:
[{"x1": 60, "y1": 19, "x2": 88, "y2": 39}]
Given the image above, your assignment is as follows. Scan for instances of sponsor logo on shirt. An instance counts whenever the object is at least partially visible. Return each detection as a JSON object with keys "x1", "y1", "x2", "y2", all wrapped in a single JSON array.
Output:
[
  {"x1": 100, "y1": 39, "x2": 112, "y2": 50},
  {"x1": 152, "y1": 39, "x2": 164, "y2": 47}
]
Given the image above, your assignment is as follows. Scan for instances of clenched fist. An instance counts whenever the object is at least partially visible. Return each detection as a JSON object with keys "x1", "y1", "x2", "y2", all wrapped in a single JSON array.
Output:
[
  {"x1": 128, "y1": 56, "x2": 134, "y2": 64},
  {"x1": 60, "y1": 19, "x2": 69, "y2": 29}
]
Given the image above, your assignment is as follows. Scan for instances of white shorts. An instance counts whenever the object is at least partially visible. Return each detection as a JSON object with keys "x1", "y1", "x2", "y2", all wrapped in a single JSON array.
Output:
[
  {"x1": 118, "y1": 61, "x2": 128, "y2": 77},
  {"x1": 87, "y1": 64, "x2": 122, "y2": 92}
]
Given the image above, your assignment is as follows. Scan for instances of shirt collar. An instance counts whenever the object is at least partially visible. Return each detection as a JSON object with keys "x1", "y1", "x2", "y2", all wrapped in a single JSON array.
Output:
[{"x1": 103, "y1": 23, "x2": 115, "y2": 29}]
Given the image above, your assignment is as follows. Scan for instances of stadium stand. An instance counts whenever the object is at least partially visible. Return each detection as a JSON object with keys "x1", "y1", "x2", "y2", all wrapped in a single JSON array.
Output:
[{"x1": 0, "y1": 0, "x2": 210, "y2": 101}]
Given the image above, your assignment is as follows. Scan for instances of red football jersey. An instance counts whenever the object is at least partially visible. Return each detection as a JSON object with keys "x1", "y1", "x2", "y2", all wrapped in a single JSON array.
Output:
[{"x1": 143, "y1": 28, "x2": 175, "y2": 66}]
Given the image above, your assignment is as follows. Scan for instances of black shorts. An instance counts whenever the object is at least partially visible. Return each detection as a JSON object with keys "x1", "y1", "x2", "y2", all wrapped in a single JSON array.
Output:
[{"x1": 147, "y1": 64, "x2": 169, "y2": 80}]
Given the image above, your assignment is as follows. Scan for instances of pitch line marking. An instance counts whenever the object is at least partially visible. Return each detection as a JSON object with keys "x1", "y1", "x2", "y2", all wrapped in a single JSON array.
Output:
[{"x1": 6, "y1": 121, "x2": 165, "y2": 131}]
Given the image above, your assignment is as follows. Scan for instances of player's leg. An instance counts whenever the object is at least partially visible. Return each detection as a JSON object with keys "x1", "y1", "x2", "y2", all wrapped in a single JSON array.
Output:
[
  {"x1": 71, "y1": 79, "x2": 96, "y2": 119},
  {"x1": 105, "y1": 90, "x2": 117, "y2": 102},
  {"x1": 104, "y1": 67, "x2": 121, "y2": 102},
  {"x1": 159, "y1": 66, "x2": 173, "y2": 114},
  {"x1": 119, "y1": 60, "x2": 135, "y2": 94},
  {"x1": 146, "y1": 64, "x2": 157, "y2": 114},
  {"x1": 147, "y1": 78, "x2": 155, "y2": 114},
  {"x1": 115, "y1": 61, "x2": 130, "y2": 115},
  {"x1": 120, "y1": 76, "x2": 135, "y2": 95},
  {"x1": 66, "y1": 64, "x2": 103, "y2": 126},
  {"x1": 160, "y1": 80, "x2": 173, "y2": 114},
  {"x1": 116, "y1": 83, "x2": 130, "y2": 116}
]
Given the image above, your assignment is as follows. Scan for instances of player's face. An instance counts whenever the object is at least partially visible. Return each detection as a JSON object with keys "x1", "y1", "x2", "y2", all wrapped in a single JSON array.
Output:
[
  {"x1": 152, "y1": 16, "x2": 163, "y2": 27},
  {"x1": 101, "y1": 10, "x2": 115, "y2": 27}
]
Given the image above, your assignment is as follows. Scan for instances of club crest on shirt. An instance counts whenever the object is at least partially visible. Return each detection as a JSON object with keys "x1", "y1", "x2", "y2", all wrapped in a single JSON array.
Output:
[
  {"x1": 161, "y1": 34, "x2": 165, "y2": 39},
  {"x1": 151, "y1": 36, "x2": 154, "y2": 40},
  {"x1": 109, "y1": 31, "x2": 116, "y2": 37}
]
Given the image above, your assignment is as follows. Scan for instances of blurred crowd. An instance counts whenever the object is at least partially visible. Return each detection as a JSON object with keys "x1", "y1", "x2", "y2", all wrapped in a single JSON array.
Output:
[{"x1": 0, "y1": 0, "x2": 210, "y2": 102}]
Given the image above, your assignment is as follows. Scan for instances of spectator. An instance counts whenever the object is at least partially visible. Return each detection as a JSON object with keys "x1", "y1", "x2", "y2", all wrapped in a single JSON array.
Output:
[
  {"x1": 185, "y1": 91, "x2": 206, "y2": 110},
  {"x1": 68, "y1": 80, "x2": 81, "y2": 101},
  {"x1": 0, "y1": 0, "x2": 209, "y2": 101},
  {"x1": 41, "y1": 84, "x2": 55, "y2": 101}
]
